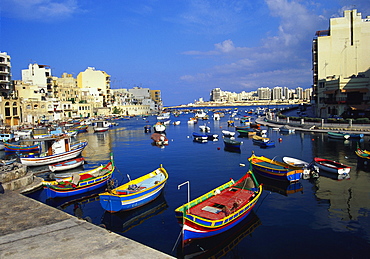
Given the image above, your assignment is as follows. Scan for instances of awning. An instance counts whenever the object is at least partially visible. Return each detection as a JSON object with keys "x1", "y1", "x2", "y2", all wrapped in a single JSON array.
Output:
[{"x1": 341, "y1": 88, "x2": 369, "y2": 93}]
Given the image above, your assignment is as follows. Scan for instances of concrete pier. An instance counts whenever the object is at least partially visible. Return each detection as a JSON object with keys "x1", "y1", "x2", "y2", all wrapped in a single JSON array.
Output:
[{"x1": 0, "y1": 191, "x2": 174, "y2": 258}]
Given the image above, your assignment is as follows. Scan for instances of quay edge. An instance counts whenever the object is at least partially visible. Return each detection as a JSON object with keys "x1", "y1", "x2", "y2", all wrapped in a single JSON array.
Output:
[{"x1": 0, "y1": 191, "x2": 174, "y2": 259}]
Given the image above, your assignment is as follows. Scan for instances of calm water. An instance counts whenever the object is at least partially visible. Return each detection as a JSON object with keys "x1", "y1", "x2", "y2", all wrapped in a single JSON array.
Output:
[{"x1": 21, "y1": 107, "x2": 370, "y2": 258}]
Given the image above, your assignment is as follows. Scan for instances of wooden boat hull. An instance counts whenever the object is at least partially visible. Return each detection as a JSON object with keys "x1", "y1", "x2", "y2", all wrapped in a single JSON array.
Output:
[
  {"x1": 175, "y1": 172, "x2": 262, "y2": 242},
  {"x1": 223, "y1": 138, "x2": 242, "y2": 149},
  {"x1": 48, "y1": 157, "x2": 85, "y2": 172},
  {"x1": 4, "y1": 143, "x2": 40, "y2": 153},
  {"x1": 93, "y1": 127, "x2": 109, "y2": 132},
  {"x1": 313, "y1": 157, "x2": 350, "y2": 174},
  {"x1": 249, "y1": 154, "x2": 302, "y2": 182},
  {"x1": 20, "y1": 141, "x2": 87, "y2": 166},
  {"x1": 44, "y1": 157, "x2": 114, "y2": 198},
  {"x1": 192, "y1": 132, "x2": 208, "y2": 140},
  {"x1": 99, "y1": 167, "x2": 168, "y2": 212}
]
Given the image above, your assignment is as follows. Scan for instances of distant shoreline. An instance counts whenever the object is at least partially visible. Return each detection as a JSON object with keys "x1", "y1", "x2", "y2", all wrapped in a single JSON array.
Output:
[{"x1": 166, "y1": 101, "x2": 309, "y2": 109}]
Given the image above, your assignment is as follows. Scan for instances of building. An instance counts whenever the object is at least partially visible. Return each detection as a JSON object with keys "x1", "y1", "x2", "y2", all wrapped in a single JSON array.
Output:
[
  {"x1": 0, "y1": 52, "x2": 12, "y2": 98},
  {"x1": 21, "y1": 63, "x2": 52, "y2": 100},
  {"x1": 272, "y1": 86, "x2": 283, "y2": 100},
  {"x1": 77, "y1": 67, "x2": 112, "y2": 107},
  {"x1": 313, "y1": 9, "x2": 370, "y2": 118},
  {"x1": 257, "y1": 87, "x2": 271, "y2": 100}
]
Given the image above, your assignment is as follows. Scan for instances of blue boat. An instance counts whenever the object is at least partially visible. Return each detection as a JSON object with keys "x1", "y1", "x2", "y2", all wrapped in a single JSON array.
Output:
[
  {"x1": 43, "y1": 154, "x2": 115, "y2": 199},
  {"x1": 249, "y1": 153, "x2": 303, "y2": 182},
  {"x1": 99, "y1": 165, "x2": 168, "y2": 213},
  {"x1": 192, "y1": 132, "x2": 208, "y2": 141}
]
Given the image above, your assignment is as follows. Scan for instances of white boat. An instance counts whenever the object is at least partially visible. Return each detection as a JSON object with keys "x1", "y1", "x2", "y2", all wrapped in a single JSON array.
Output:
[
  {"x1": 156, "y1": 112, "x2": 170, "y2": 120},
  {"x1": 20, "y1": 136, "x2": 88, "y2": 166},
  {"x1": 221, "y1": 130, "x2": 236, "y2": 138},
  {"x1": 282, "y1": 157, "x2": 309, "y2": 168},
  {"x1": 173, "y1": 121, "x2": 181, "y2": 125},
  {"x1": 153, "y1": 122, "x2": 166, "y2": 133},
  {"x1": 199, "y1": 125, "x2": 210, "y2": 132},
  {"x1": 93, "y1": 121, "x2": 110, "y2": 132},
  {"x1": 48, "y1": 157, "x2": 85, "y2": 172}
]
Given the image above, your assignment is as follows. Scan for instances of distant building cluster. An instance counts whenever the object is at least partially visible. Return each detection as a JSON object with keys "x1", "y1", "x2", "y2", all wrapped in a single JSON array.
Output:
[
  {"x1": 210, "y1": 86, "x2": 312, "y2": 103},
  {"x1": 0, "y1": 56, "x2": 162, "y2": 126}
]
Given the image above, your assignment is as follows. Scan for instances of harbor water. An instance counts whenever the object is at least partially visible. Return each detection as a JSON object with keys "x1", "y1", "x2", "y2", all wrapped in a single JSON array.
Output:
[{"x1": 11, "y1": 107, "x2": 370, "y2": 258}]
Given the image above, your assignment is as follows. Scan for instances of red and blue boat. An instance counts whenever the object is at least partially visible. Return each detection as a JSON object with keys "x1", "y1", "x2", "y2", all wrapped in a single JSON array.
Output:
[
  {"x1": 249, "y1": 153, "x2": 303, "y2": 182},
  {"x1": 175, "y1": 169, "x2": 262, "y2": 243},
  {"x1": 43, "y1": 154, "x2": 115, "y2": 199},
  {"x1": 4, "y1": 142, "x2": 41, "y2": 153},
  {"x1": 99, "y1": 165, "x2": 168, "y2": 212}
]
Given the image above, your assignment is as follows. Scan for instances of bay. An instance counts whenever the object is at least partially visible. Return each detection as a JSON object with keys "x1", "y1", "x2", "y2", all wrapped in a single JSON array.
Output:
[{"x1": 21, "y1": 106, "x2": 370, "y2": 258}]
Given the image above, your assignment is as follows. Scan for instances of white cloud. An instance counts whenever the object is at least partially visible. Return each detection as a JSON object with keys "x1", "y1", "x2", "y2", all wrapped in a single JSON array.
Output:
[{"x1": 2, "y1": 0, "x2": 80, "y2": 20}]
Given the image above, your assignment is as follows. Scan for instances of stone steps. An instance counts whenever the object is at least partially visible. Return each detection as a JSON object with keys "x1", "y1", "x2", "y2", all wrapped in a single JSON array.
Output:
[{"x1": 0, "y1": 162, "x2": 42, "y2": 193}]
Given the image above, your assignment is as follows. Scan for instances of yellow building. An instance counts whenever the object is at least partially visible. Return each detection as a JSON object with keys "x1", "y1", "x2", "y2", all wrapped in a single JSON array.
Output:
[
  {"x1": 313, "y1": 9, "x2": 370, "y2": 118},
  {"x1": 77, "y1": 67, "x2": 112, "y2": 107}
]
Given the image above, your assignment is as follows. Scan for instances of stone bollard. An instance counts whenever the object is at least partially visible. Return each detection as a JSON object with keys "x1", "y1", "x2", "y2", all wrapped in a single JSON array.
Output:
[
  {"x1": 301, "y1": 118, "x2": 304, "y2": 125},
  {"x1": 321, "y1": 119, "x2": 324, "y2": 128},
  {"x1": 349, "y1": 119, "x2": 352, "y2": 128}
]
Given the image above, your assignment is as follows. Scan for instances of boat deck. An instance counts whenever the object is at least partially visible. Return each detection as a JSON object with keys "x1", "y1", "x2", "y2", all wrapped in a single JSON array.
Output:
[
  {"x1": 189, "y1": 187, "x2": 254, "y2": 220},
  {"x1": 253, "y1": 160, "x2": 287, "y2": 170}
]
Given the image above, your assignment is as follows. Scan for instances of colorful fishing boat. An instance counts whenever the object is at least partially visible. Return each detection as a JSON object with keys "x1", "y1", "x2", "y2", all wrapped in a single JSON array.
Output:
[
  {"x1": 313, "y1": 157, "x2": 351, "y2": 175},
  {"x1": 20, "y1": 136, "x2": 88, "y2": 166},
  {"x1": 175, "y1": 169, "x2": 262, "y2": 243},
  {"x1": 355, "y1": 145, "x2": 370, "y2": 160},
  {"x1": 99, "y1": 165, "x2": 168, "y2": 212},
  {"x1": 73, "y1": 125, "x2": 88, "y2": 133},
  {"x1": 327, "y1": 131, "x2": 350, "y2": 140},
  {"x1": 252, "y1": 135, "x2": 274, "y2": 147},
  {"x1": 43, "y1": 154, "x2": 114, "y2": 198},
  {"x1": 48, "y1": 157, "x2": 85, "y2": 172},
  {"x1": 248, "y1": 153, "x2": 303, "y2": 182},
  {"x1": 4, "y1": 142, "x2": 41, "y2": 153}
]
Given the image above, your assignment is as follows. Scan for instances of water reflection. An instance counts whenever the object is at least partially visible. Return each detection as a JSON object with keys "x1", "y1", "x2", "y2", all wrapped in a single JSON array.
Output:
[
  {"x1": 177, "y1": 211, "x2": 261, "y2": 259},
  {"x1": 255, "y1": 174, "x2": 304, "y2": 196},
  {"x1": 101, "y1": 192, "x2": 168, "y2": 233}
]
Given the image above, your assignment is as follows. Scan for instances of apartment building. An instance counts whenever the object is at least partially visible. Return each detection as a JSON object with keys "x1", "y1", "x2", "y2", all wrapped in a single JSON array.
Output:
[{"x1": 313, "y1": 9, "x2": 370, "y2": 118}]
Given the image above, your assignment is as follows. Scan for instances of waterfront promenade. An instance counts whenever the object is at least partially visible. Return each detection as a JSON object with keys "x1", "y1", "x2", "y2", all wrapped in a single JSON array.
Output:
[{"x1": 0, "y1": 191, "x2": 174, "y2": 258}]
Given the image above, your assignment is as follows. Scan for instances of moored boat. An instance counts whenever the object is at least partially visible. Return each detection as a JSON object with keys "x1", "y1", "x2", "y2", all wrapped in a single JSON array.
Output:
[
  {"x1": 43, "y1": 154, "x2": 115, "y2": 199},
  {"x1": 223, "y1": 137, "x2": 242, "y2": 149},
  {"x1": 313, "y1": 157, "x2": 351, "y2": 175},
  {"x1": 93, "y1": 121, "x2": 110, "y2": 132},
  {"x1": 151, "y1": 133, "x2": 169, "y2": 146},
  {"x1": 4, "y1": 142, "x2": 41, "y2": 153},
  {"x1": 174, "y1": 169, "x2": 262, "y2": 243},
  {"x1": 327, "y1": 131, "x2": 350, "y2": 140},
  {"x1": 99, "y1": 165, "x2": 168, "y2": 212},
  {"x1": 249, "y1": 153, "x2": 303, "y2": 182},
  {"x1": 48, "y1": 157, "x2": 85, "y2": 172},
  {"x1": 20, "y1": 136, "x2": 88, "y2": 166}
]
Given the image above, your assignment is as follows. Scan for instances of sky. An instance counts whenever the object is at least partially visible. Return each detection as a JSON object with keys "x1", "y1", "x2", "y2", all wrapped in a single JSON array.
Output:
[{"x1": 1, "y1": 0, "x2": 370, "y2": 106}]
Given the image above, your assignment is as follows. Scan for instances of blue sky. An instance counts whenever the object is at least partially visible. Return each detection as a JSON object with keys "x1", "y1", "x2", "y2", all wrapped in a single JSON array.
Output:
[{"x1": 1, "y1": 0, "x2": 370, "y2": 106}]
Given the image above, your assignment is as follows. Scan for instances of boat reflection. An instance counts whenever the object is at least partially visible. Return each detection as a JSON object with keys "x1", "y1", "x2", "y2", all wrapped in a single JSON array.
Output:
[
  {"x1": 45, "y1": 186, "x2": 104, "y2": 209},
  {"x1": 318, "y1": 170, "x2": 350, "y2": 181},
  {"x1": 101, "y1": 192, "x2": 168, "y2": 233},
  {"x1": 255, "y1": 174, "x2": 303, "y2": 196},
  {"x1": 177, "y1": 211, "x2": 261, "y2": 259}
]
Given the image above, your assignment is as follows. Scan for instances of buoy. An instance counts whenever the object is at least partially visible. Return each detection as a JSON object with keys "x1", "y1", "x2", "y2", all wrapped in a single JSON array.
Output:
[
  {"x1": 239, "y1": 163, "x2": 246, "y2": 167},
  {"x1": 312, "y1": 138, "x2": 315, "y2": 141},
  {"x1": 217, "y1": 147, "x2": 220, "y2": 150},
  {"x1": 278, "y1": 138, "x2": 282, "y2": 142}
]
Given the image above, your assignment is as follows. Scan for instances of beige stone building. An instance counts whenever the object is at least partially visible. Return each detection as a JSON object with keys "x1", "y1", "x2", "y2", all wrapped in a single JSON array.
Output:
[
  {"x1": 313, "y1": 9, "x2": 370, "y2": 118},
  {"x1": 77, "y1": 67, "x2": 112, "y2": 108}
]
